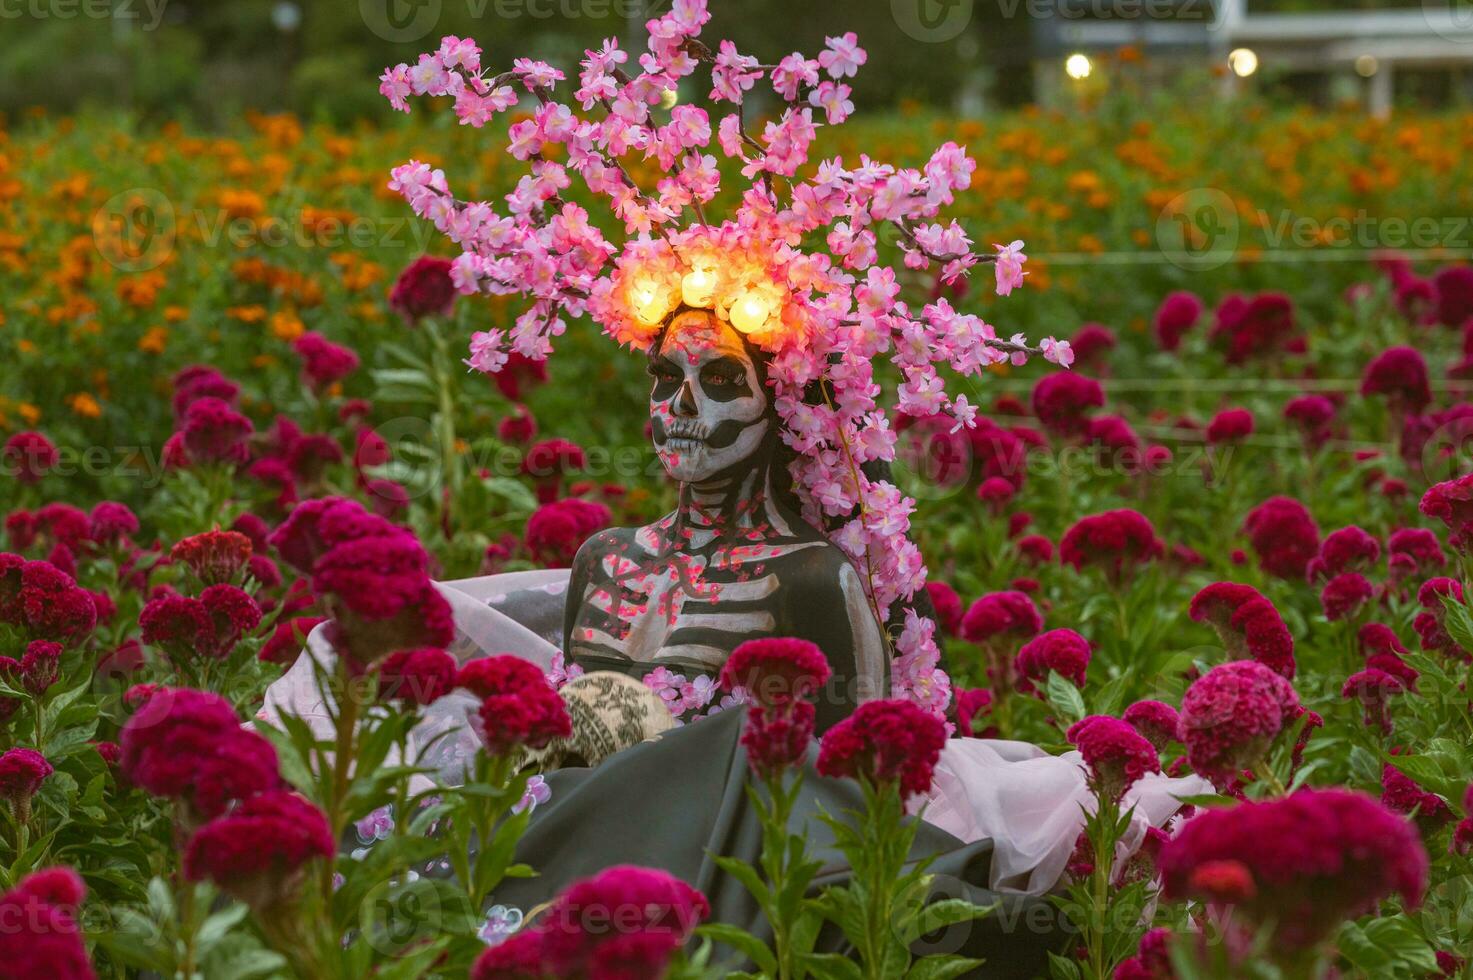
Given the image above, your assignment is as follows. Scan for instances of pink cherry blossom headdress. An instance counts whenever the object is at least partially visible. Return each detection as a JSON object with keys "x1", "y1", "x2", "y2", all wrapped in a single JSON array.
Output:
[{"x1": 380, "y1": 0, "x2": 1072, "y2": 718}]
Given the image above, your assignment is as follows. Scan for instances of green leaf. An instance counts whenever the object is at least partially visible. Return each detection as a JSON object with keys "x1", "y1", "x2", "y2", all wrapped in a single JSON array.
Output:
[
  {"x1": 711, "y1": 853, "x2": 773, "y2": 907},
  {"x1": 1046, "y1": 951, "x2": 1084, "y2": 980},
  {"x1": 907, "y1": 954, "x2": 986, "y2": 980},
  {"x1": 1337, "y1": 915, "x2": 1436, "y2": 977},
  {"x1": 801, "y1": 952, "x2": 865, "y2": 980},
  {"x1": 1045, "y1": 671, "x2": 1086, "y2": 725},
  {"x1": 697, "y1": 923, "x2": 779, "y2": 976},
  {"x1": 903, "y1": 897, "x2": 993, "y2": 946}
]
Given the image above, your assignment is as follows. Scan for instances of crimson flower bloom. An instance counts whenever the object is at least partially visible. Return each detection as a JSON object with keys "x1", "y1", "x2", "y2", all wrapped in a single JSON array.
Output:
[
  {"x1": 180, "y1": 397, "x2": 254, "y2": 465},
  {"x1": 1158, "y1": 788, "x2": 1427, "y2": 949},
  {"x1": 2, "y1": 431, "x2": 58, "y2": 484},
  {"x1": 1305, "y1": 525, "x2": 1380, "y2": 582},
  {"x1": 1362, "y1": 346, "x2": 1432, "y2": 413},
  {"x1": 171, "y1": 529, "x2": 254, "y2": 585},
  {"x1": 525, "y1": 498, "x2": 611, "y2": 567},
  {"x1": 184, "y1": 790, "x2": 334, "y2": 910},
  {"x1": 388, "y1": 255, "x2": 457, "y2": 323},
  {"x1": 293, "y1": 331, "x2": 360, "y2": 389},
  {"x1": 458, "y1": 655, "x2": 572, "y2": 756},
  {"x1": 1205, "y1": 408, "x2": 1254, "y2": 444},
  {"x1": 1059, "y1": 509, "x2": 1162, "y2": 584},
  {"x1": 377, "y1": 647, "x2": 457, "y2": 706},
  {"x1": 1320, "y1": 571, "x2": 1374, "y2": 621},
  {"x1": 1189, "y1": 582, "x2": 1296, "y2": 678},
  {"x1": 0, "y1": 747, "x2": 53, "y2": 821},
  {"x1": 87, "y1": 501, "x2": 139, "y2": 545},
  {"x1": 922, "y1": 581, "x2": 963, "y2": 636},
  {"x1": 1242, "y1": 496, "x2": 1320, "y2": 579},
  {"x1": 719, "y1": 637, "x2": 831, "y2": 706},
  {"x1": 0, "y1": 867, "x2": 95, "y2": 979},
  {"x1": 1030, "y1": 372, "x2": 1104, "y2": 438},
  {"x1": 1013, "y1": 628, "x2": 1091, "y2": 694},
  {"x1": 955, "y1": 688, "x2": 994, "y2": 737},
  {"x1": 1123, "y1": 700, "x2": 1181, "y2": 751},
  {"x1": 816, "y1": 698, "x2": 947, "y2": 798},
  {"x1": 1066, "y1": 715, "x2": 1160, "y2": 802},
  {"x1": 1153, "y1": 290, "x2": 1202, "y2": 351},
  {"x1": 1381, "y1": 764, "x2": 1453, "y2": 835},
  {"x1": 1179, "y1": 660, "x2": 1299, "y2": 788}
]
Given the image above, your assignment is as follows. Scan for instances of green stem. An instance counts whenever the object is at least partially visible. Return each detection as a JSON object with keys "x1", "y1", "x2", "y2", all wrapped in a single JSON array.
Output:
[{"x1": 321, "y1": 659, "x2": 359, "y2": 900}]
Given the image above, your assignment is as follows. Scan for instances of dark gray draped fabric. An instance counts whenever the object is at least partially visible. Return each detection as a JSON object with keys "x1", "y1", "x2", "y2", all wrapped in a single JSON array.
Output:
[{"x1": 492, "y1": 708, "x2": 1069, "y2": 979}]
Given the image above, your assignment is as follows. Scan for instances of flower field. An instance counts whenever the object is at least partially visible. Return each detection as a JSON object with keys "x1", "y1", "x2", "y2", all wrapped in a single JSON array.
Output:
[{"x1": 3, "y1": 90, "x2": 1473, "y2": 979}]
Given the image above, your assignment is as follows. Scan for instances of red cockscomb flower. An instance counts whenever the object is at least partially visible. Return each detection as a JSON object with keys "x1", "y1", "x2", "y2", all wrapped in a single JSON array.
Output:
[
  {"x1": 2, "y1": 431, "x2": 59, "y2": 484},
  {"x1": 1070, "y1": 322, "x2": 1116, "y2": 369},
  {"x1": 388, "y1": 255, "x2": 457, "y2": 323},
  {"x1": 1059, "y1": 509, "x2": 1162, "y2": 583},
  {"x1": 491, "y1": 352, "x2": 550, "y2": 402},
  {"x1": 458, "y1": 655, "x2": 572, "y2": 756},
  {"x1": 816, "y1": 698, "x2": 947, "y2": 798},
  {"x1": 1381, "y1": 764, "x2": 1453, "y2": 835},
  {"x1": 1387, "y1": 527, "x2": 1446, "y2": 580},
  {"x1": 1015, "y1": 534, "x2": 1053, "y2": 565},
  {"x1": 1305, "y1": 525, "x2": 1380, "y2": 582},
  {"x1": 959, "y1": 590, "x2": 1042, "y2": 646},
  {"x1": 1433, "y1": 263, "x2": 1473, "y2": 328},
  {"x1": 377, "y1": 647, "x2": 457, "y2": 705},
  {"x1": 1153, "y1": 290, "x2": 1202, "y2": 351},
  {"x1": 470, "y1": 929, "x2": 545, "y2": 980},
  {"x1": 1113, "y1": 927, "x2": 1174, "y2": 980},
  {"x1": 1362, "y1": 346, "x2": 1431, "y2": 413},
  {"x1": 719, "y1": 637, "x2": 831, "y2": 706},
  {"x1": 88, "y1": 501, "x2": 139, "y2": 545},
  {"x1": 1242, "y1": 496, "x2": 1320, "y2": 579},
  {"x1": 1014, "y1": 628, "x2": 1091, "y2": 694},
  {"x1": 955, "y1": 688, "x2": 994, "y2": 737},
  {"x1": 1189, "y1": 583, "x2": 1296, "y2": 678},
  {"x1": 1123, "y1": 700, "x2": 1180, "y2": 751},
  {"x1": 258, "y1": 616, "x2": 325, "y2": 666},
  {"x1": 184, "y1": 790, "x2": 333, "y2": 909},
  {"x1": 1210, "y1": 292, "x2": 1296, "y2": 365},
  {"x1": 1341, "y1": 667, "x2": 1405, "y2": 733},
  {"x1": 1320, "y1": 572, "x2": 1374, "y2": 621},
  {"x1": 522, "y1": 438, "x2": 587, "y2": 504},
  {"x1": 923, "y1": 581, "x2": 963, "y2": 636},
  {"x1": 1179, "y1": 660, "x2": 1299, "y2": 788},
  {"x1": 0, "y1": 747, "x2": 53, "y2": 820},
  {"x1": 741, "y1": 699, "x2": 817, "y2": 780},
  {"x1": 172, "y1": 366, "x2": 239, "y2": 419},
  {"x1": 172, "y1": 529, "x2": 254, "y2": 585},
  {"x1": 1283, "y1": 394, "x2": 1335, "y2": 449},
  {"x1": 1206, "y1": 408, "x2": 1254, "y2": 444},
  {"x1": 0, "y1": 867, "x2": 95, "y2": 979},
  {"x1": 525, "y1": 498, "x2": 611, "y2": 567},
  {"x1": 1066, "y1": 714, "x2": 1161, "y2": 802},
  {"x1": 4, "y1": 559, "x2": 97, "y2": 645},
  {"x1": 180, "y1": 397, "x2": 254, "y2": 465},
  {"x1": 293, "y1": 331, "x2": 361, "y2": 389},
  {"x1": 1030, "y1": 372, "x2": 1104, "y2": 438},
  {"x1": 1158, "y1": 788, "x2": 1427, "y2": 949}
]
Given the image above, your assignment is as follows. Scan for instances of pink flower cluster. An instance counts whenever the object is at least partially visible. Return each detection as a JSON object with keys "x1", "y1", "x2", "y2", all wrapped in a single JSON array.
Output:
[
  {"x1": 1066, "y1": 715, "x2": 1161, "y2": 802},
  {"x1": 378, "y1": 3, "x2": 1071, "y2": 711},
  {"x1": 457, "y1": 654, "x2": 573, "y2": 756},
  {"x1": 816, "y1": 698, "x2": 946, "y2": 798},
  {"x1": 0, "y1": 867, "x2": 94, "y2": 979},
  {"x1": 1179, "y1": 660, "x2": 1299, "y2": 788},
  {"x1": 1188, "y1": 582, "x2": 1295, "y2": 678}
]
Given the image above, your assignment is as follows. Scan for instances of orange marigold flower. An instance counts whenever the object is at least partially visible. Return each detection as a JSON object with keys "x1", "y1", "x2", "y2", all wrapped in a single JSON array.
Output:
[
  {"x1": 68, "y1": 393, "x2": 101, "y2": 418},
  {"x1": 138, "y1": 327, "x2": 168, "y2": 354},
  {"x1": 269, "y1": 311, "x2": 304, "y2": 342}
]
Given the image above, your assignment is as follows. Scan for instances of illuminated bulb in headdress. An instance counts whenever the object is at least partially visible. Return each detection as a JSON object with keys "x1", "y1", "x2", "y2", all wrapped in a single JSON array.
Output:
[
  {"x1": 629, "y1": 276, "x2": 668, "y2": 326},
  {"x1": 680, "y1": 266, "x2": 716, "y2": 308},
  {"x1": 728, "y1": 291, "x2": 771, "y2": 334}
]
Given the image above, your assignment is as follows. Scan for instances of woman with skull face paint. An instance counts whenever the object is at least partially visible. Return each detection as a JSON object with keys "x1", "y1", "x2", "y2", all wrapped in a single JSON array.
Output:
[{"x1": 560, "y1": 307, "x2": 889, "y2": 731}]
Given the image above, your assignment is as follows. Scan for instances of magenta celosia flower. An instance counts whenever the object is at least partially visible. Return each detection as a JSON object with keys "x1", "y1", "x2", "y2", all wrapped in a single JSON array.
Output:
[
  {"x1": 1433, "y1": 263, "x2": 1473, "y2": 328},
  {"x1": 1159, "y1": 788, "x2": 1427, "y2": 949},
  {"x1": 180, "y1": 396, "x2": 254, "y2": 465},
  {"x1": 184, "y1": 790, "x2": 334, "y2": 909},
  {"x1": 1341, "y1": 667, "x2": 1405, "y2": 732},
  {"x1": 171, "y1": 366, "x2": 239, "y2": 419},
  {"x1": 1113, "y1": 927, "x2": 1174, "y2": 980},
  {"x1": 1242, "y1": 496, "x2": 1320, "y2": 580},
  {"x1": 1211, "y1": 292, "x2": 1296, "y2": 364},
  {"x1": 1189, "y1": 582, "x2": 1296, "y2": 678},
  {"x1": 1283, "y1": 394, "x2": 1335, "y2": 448},
  {"x1": 816, "y1": 698, "x2": 947, "y2": 798},
  {"x1": 0, "y1": 868, "x2": 95, "y2": 979},
  {"x1": 1306, "y1": 525, "x2": 1380, "y2": 582},
  {"x1": 1320, "y1": 571, "x2": 1374, "y2": 621},
  {"x1": 1014, "y1": 534, "x2": 1053, "y2": 566},
  {"x1": 0, "y1": 747, "x2": 53, "y2": 820},
  {"x1": 293, "y1": 331, "x2": 361, "y2": 389},
  {"x1": 1030, "y1": 372, "x2": 1104, "y2": 437},
  {"x1": 741, "y1": 699, "x2": 816, "y2": 779},
  {"x1": 1069, "y1": 322, "x2": 1116, "y2": 369},
  {"x1": 1059, "y1": 509, "x2": 1162, "y2": 583},
  {"x1": 388, "y1": 255, "x2": 457, "y2": 323},
  {"x1": 171, "y1": 529, "x2": 254, "y2": 585},
  {"x1": 1153, "y1": 290, "x2": 1202, "y2": 351},
  {"x1": 526, "y1": 865, "x2": 709, "y2": 979},
  {"x1": 1180, "y1": 660, "x2": 1299, "y2": 787},
  {"x1": 959, "y1": 590, "x2": 1042, "y2": 646},
  {"x1": 1381, "y1": 764, "x2": 1453, "y2": 835},
  {"x1": 922, "y1": 581, "x2": 963, "y2": 636},
  {"x1": 87, "y1": 501, "x2": 139, "y2": 545},
  {"x1": 258, "y1": 615, "x2": 325, "y2": 666},
  {"x1": 17, "y1": 640, "x2": 61, "y2": 696},
  {"x1": 1362, "y1": 346, "x2": 1431, "y2": 412},
  {"x1": 1387, "y1": 527, "x2": 1445, "y2": 578},
  {"x1": 719, "y1": 637, "x2": 831, "y2": 706},
  {"x1": 1066, "y1": 714, "x2": 1161, "y2": 802},
  {"x1": 1, "y1": 558, "x2": 97, "y2": 645},
  {"x1": 2, "y1": 431, "x2": 59, "y2": 484},
  {"x1": 525, "y1": 498, "x2": 611, "y2": 566},
  {"x1": 1420, "y1": 473, "x2": 1473, "y2": 534},
  {"x1": 470, "y1": 929, "x2": 544, "y2": 979},
  {"x1": 1206, "y1": 408, "x2": 1254, "y2": 444},
  {"x1": 955, "y1": 687, "x2": 994, "y2": 737},
  {"x1": 377, "y1": 647, "x2": 457, "y2": 705},
  {"x1": 119, "y1": 687, "x2": 279, "y2": 819},
  {"x1": 457, "y1": 655, "x2": 572, "y2": 756},
  {"x1": 1014, "y1": 628, "x2": 1091, "y2": 694},
  {"x1": 1123, "y1": 700, "x2": 1181, "y2": 751}
]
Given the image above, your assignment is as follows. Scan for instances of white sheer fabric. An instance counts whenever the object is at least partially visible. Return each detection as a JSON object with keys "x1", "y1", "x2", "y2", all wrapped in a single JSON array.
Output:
[{"x1": 260, "y1": 570, "x2": 1210, "y2": 895}]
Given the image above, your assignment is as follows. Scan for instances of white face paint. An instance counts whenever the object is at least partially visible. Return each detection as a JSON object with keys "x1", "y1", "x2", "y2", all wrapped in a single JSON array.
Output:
[{"x1": 648, "y1": 310, "x2": 771, "y2": 485}]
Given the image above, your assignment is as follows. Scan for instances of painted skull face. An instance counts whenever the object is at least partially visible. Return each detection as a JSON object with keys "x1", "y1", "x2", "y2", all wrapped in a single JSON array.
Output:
[{"x1": 648, "y1": 310, "x2": 771, "y2": 484}]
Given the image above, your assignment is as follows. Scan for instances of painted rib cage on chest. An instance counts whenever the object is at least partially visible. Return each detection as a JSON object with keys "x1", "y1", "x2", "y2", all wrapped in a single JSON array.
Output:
[{"x1": 574, "y1": 534, "x2": 824, "y2": 668}]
